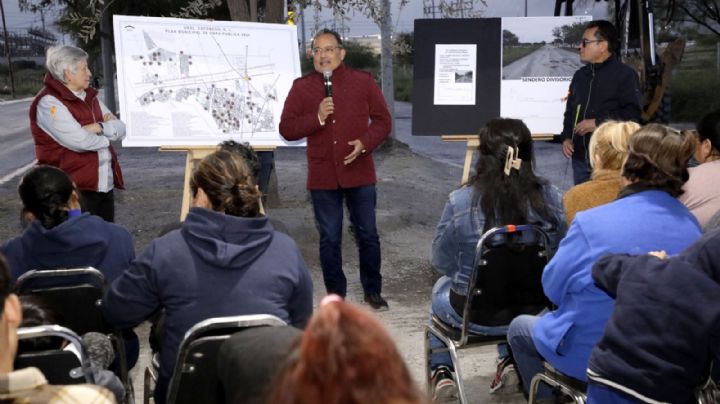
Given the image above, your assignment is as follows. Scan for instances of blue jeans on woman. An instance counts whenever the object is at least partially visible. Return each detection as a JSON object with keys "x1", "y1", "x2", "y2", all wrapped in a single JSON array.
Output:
[
  {"x1": 507, "y1": 314, "x2": 553, "y2": 399},
  {"x1": 310, "y1": 185, "x2": 381, "y2": 297}
]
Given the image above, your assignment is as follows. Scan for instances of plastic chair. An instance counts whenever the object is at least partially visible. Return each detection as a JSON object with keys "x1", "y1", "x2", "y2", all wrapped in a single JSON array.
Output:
[
  {"x1": 144, "y1": 314, "x2": 287, "y2": 404},
  {"x1": 14, "y1": 268, "x2": 133, "y2": 402},
  {"x1": 15, "y1": 324, "x2": 95, "y2": 384},
  {"x1": 424, "y1": 224, "x2": 553, "y2": 404}
]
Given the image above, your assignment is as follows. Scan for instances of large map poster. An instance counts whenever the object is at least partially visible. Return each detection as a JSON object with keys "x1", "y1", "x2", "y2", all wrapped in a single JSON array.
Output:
[{"x1": 113, "y1": 16, "x2": 302, "y2": 147}]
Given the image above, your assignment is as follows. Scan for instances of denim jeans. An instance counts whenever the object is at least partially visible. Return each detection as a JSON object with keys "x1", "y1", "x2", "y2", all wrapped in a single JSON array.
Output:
[
  {"x1": 571, "y1": 135, "x2": 591, "y2": 185},
  {"x1": 507, "y1": 314, "x2": 552, "y2": 398},
  {"x1": 429, "y1": 276, "x2": 508, "y2": 369},
  {"x1": 310, "y1": 185, "x2": 381, "y2": 297},
  {"x1": 256, "y1": 151, "x2": 274, "y2": 196}
]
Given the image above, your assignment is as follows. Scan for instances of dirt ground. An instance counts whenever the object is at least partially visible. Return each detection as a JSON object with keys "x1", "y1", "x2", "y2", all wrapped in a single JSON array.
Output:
[{"x1": 0, "y1": 127, "x2": 571, "y2": 402}]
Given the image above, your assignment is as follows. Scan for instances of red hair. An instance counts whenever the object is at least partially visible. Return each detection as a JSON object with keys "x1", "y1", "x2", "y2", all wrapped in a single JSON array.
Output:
[{"x1": 268, "y1": 300, "x2": 425, "y2": 404}]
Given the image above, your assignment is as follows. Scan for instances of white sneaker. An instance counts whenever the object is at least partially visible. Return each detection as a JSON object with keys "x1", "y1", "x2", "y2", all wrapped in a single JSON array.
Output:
[
  {"x1": 431, "y1": 366, "x2": 459, "y2": 402},
  {"x1": 489, "y1": 359, "x2": 521, "y2": 394}
]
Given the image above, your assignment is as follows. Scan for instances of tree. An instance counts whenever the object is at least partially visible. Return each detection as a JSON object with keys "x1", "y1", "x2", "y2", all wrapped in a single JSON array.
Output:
[
  {"x1": 503, "y1": 30, "x2": 519, "y2": 46},
  {"x1": 393, "y1": 31, "x2": 413, "y2": 67}
]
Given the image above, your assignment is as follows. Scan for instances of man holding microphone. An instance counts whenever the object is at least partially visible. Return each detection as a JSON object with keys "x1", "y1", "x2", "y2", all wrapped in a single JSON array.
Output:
[{"x1": 280, "y1": 29, "x2": 392, "y2": 310}]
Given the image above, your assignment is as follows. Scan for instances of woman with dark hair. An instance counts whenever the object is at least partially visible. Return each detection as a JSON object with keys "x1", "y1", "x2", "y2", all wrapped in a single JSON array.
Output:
[
  {"x1": 508, "y1": 124, "x2": 702, "y2": 400},
  {"x1": 103, "y1": 150, "x2": 313, "y2": 404},
  {"x1": 1, "y1": 165, "x2": 134, "y2": 283},
  {"x1": 269, "y1": 295, "x2": 425, "y2": 404},
  {"x1": 429, "y1": 118, "x2": 567, "y2": 400},
  {"x1": 679, "y1": 109, "x2": 720, "y2": 228}
]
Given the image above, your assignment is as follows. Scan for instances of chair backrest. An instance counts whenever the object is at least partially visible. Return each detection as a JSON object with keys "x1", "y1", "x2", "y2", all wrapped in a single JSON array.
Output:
[
  {"x1": 14, "y1": 268, "x2": 111, "y2": 335},
  {"x1": 459, "y1": 224, "x2": 552, "y2": 343},
  {"x1": 166, "y1": 314, "x2": 287, "y2": 404},
  {"x1": 15, "y1": 325, "x2": 95, "y2": 384}
]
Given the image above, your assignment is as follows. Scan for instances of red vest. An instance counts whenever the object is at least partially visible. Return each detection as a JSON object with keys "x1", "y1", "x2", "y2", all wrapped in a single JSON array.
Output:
[{"x1": 29, "y1": 73, "x2": 124, "y2": 191}]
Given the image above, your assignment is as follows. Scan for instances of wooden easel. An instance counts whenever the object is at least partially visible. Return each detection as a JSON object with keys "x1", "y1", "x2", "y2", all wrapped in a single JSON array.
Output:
[
  {"x1": 441, "y1": 135, "x2": 479, "y2": 185},
  {"x1": 160, "y1": 145, "x2": 276, "y2": 220},
  {"x1": 441, "y1": 134, "x2": 555, "y2": 185}
]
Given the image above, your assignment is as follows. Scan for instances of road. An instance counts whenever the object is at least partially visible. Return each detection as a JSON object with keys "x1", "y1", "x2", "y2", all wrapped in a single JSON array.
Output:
[
  {"x1": 0, "y1": 99, "x2": 36, "y2": 184},
  {"x1": 503, "y1": 45, "x2": 584, "y2": 80}
]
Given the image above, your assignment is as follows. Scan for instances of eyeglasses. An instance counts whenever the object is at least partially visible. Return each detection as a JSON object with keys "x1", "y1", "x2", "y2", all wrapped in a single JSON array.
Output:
[
  {"x1": 311, "y1": 46, "x2": 342, "y2": 56},
  {"x1": 580, "y1": 38, "x2": 605, "y2": 47}
]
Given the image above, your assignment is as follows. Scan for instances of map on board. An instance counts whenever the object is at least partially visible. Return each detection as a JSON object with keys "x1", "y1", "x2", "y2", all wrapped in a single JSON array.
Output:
[{"x1": 113, "y1": 15, "x2": 303, "y2": 147}]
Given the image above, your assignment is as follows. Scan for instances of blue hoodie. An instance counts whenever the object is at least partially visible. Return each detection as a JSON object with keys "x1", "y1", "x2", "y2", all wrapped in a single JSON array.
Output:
[
  {"x1": 1, "y1": 213, "x2": 135, "y2": 283},
  {"x1": 103, "y1": 207, "x2": 313, "y2": 404}
]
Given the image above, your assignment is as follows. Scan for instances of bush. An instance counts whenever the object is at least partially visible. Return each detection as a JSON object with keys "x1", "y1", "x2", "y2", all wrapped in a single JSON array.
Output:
[
  {"x1": 669, "y1": 70, "x2": 720, "y2": 122},
  {"x1": 0, "y1": 65, "x2": 44, "y2": 98},
  {"x1": 394, "y1": 65, "x2": 412, "y2": 102}
]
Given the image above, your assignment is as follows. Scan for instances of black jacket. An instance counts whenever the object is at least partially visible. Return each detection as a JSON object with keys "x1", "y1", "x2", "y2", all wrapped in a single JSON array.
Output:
[
  {"x1": 587, "y1": 229, "x2": 720, "y2": 403},
  {"x1": 561, "y1": 55, "x2": 642, "y2": 157}
]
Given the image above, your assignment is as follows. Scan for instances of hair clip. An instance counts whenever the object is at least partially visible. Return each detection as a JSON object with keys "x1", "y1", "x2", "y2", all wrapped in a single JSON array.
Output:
[{"x1": 504, "y1": 146, "x2": 522, "y2": 176}]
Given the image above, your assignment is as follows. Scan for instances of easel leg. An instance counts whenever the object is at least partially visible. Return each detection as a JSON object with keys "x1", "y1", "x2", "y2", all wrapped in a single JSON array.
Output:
[
  {"x1": 462, "y1": 146, "x2": 474, "y2": 185},
  {"x1": 180, "y1": 152, "x2": 193, "y2": 221}
]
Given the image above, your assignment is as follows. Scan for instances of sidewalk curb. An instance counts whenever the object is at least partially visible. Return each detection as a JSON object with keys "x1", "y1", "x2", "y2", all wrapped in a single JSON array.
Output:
[{"x1": 0, "y1": 96, "x2": 34, "y2": 105}]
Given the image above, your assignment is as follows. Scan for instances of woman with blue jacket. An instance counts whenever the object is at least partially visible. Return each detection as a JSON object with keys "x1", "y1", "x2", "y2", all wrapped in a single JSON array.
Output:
[{"x1": 508, "y1": 124, "x2": 702, "y2": 399}]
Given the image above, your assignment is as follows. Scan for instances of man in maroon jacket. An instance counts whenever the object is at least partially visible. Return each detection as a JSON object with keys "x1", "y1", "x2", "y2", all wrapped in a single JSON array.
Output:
[{"x1": 279, "y1": 29, "x2": 392, "y2": 310}]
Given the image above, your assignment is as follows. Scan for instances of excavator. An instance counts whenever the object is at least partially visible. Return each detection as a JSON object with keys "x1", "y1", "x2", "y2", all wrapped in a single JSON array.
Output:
[{"x1": 554, "y1": 0, "x2": 684, "y2": 123}]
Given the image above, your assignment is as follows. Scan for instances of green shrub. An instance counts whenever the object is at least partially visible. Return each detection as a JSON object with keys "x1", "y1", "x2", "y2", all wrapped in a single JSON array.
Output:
[
  {"x1": 669, "y1": 70, "x2": 720, "y2": 122},
  {"x1": 394, "y1": 65, "x2": 412, "y2": 102},
  {"x1": 0, "y1": 66, "x2": 44, "y2": 97}
]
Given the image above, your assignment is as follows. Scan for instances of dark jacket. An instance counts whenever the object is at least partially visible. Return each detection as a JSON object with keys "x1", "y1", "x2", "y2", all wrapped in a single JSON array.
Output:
[
  {"x1": 29, "y1": 73, "x2": 124, "y2": 192},
  {"x1": 1, "y1": 213, "x2": 134, "y2": 283},
  {"x1": 587, "y1": 229, "x2": 720, "y2": 403},
  {"x1": 279, "y1": 64, "x2": 391, "y2": 190},
  {"x1": 102, "y1": 208, "x2": 313, "y2": 403},
  {"x1": 561, "y1": 55, "x2": 641, "y2": 158}
]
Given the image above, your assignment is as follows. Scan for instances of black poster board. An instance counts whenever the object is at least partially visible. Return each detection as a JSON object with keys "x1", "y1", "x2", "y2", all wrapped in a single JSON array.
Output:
[{"x1": 412, "y1": 18, "x2": 501, "y2": 135}]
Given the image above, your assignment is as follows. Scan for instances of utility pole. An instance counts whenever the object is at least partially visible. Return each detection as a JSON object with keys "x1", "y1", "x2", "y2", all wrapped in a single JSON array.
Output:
[
  {"x1": 100, "y1": 10, "x2": 117, "y2": 114},
  {"x1": 0, "y1": 0, "x2": 15, "y2": 98}
]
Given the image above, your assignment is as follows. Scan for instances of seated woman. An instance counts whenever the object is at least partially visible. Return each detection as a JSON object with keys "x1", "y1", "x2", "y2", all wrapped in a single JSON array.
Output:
[
  {"x1": 18, "y1": 296, "x2": 125, "y2": 403},
  {"x1": 1, "y1": 165, "x2": 135, "y2": 283},
  {"x1": 563, "y1": 121, "x2": 640, "y2": 223},
  {"x1": 429, "y1": 118, "x2": 567, "y2": 400},
  {"x1": 586, "y1": 231, "x2": 720, "y2": 404},
  {"x1": 679, "y1": 109, "x2": 720, "y2": 228},
  {"x1": 508, "y1": 124, "x2": 702, "y2": 399},
  {"x1": 103, "y1": 150, "x2": 313, "y2": 404},
  {"x1": 268, "y1": 295, "x2": 424, "y2": 404}
]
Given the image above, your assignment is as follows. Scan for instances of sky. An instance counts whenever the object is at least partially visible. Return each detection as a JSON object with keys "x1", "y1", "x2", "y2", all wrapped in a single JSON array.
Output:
[{"x1": 1, "y1": 0, "x2": 610, "y2": 40}]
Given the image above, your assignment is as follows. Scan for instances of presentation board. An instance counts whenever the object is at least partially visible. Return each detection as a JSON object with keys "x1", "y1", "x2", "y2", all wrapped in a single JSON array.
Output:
[
  {"x1": 413, "y1": 16, "x2": 592, "y2": 136},
  {"x1": 113, "y1": 16, "x2": 303, "y2": 147}
]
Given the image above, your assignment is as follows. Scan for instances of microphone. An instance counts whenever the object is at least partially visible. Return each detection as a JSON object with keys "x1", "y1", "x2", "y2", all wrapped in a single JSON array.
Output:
[{"x1": 323, "y1": 70, "x2": 332, "y2": 97}]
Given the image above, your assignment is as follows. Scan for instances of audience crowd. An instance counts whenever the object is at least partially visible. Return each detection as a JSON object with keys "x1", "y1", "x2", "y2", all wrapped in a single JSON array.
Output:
[{"x1": 5, "y1": 49, "x2": 720, "y2": 402}]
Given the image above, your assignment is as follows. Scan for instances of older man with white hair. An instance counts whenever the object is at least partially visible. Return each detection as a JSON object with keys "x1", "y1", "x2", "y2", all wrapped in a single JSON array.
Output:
[{"x1": 29, "y1": 45, "x2": 125, "y2": 222}]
